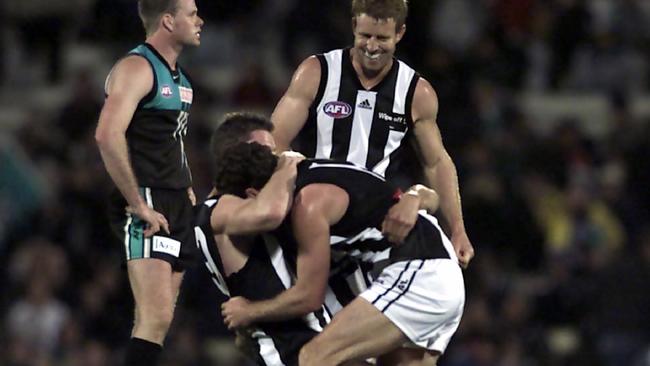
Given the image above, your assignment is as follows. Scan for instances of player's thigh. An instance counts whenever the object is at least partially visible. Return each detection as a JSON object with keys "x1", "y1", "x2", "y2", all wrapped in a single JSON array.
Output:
[
  {"x1": 377, "y1": 347, "x2": 439, "y2": 366},
  {"x1": 307, "y1": 296, "x2": 408, "y2": 362},
  {"x1": 127, "y1": 258, "x2": 176, "y2": 311}
]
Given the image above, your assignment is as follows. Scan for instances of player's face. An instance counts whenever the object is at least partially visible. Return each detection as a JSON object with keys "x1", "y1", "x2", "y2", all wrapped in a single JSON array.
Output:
[
  {"x1": 172, "y1": 0, "x2": 203, "y2": 46},
  {"x1": 247, "y1": 130, "x2": 277, "y2": 152},
  {"x1": 352, "y1": 14, "x2": 405, "y2": 76}
]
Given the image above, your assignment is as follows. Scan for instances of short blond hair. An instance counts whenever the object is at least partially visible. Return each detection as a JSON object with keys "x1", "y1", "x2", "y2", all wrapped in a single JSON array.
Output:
[
  {"x1": 351, "y1": 0, "x2": 408, "y2": 30},
  {"x1": 138, "y1": 0, "x2": 179, "y2": 35}
]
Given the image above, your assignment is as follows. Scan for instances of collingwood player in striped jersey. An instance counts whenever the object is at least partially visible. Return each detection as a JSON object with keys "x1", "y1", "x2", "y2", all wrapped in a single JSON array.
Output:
[
  {"x1": 195, "y1": 151, "x2": 324, "y2": 366},
  {"x1": 95, "y1": 1, "x2": 203, "y2": 364},
  {"x1": 271, "y1": 0, "x2": 474, "y2": 269},
  {"x1": 200, "y1": 113, "x2": 392, "y2": 365},
  {"x1": 194, "y1": 113, "x2": 323, "y2": 366},
  {"x1": 218, "y1": 142, "x2": 464, "y2": 366}
]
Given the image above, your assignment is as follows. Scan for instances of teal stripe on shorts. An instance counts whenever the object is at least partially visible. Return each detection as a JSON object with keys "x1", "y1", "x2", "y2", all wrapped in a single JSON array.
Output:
[{"x1": 128, "y1": 214, "x2": 146, "y2": 259}]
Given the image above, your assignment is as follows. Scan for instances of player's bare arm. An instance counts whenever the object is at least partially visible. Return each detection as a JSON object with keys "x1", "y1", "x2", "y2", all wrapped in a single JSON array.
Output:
[
  {"x1": 382, "y1": 184, "x2": 440, "y2": 244},
  {"x1": 271, "y1": 56, "x2": 321, "y2": 152},
  {"x1": 95, "y1": 56, "x2": 169, "y2": 236},
  {"x1": 211, "y1": 153, "x2": 304, "y2": 236},
  {"x1": 221, "y1": 184, "x2": 348, "y2": 329},
  {"x1": 410, "y1": 78, "x2": 475, "y2": 268}
]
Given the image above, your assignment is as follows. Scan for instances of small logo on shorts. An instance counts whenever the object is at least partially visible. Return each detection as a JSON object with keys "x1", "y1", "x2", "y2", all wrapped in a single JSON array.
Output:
[
  {"x1": 161, "y1": 85, "x2": 173, "y2": 98},
  {"x1": 397, "y1": 279, "x2": 409, "y2": 291},
  {"x1": 323, "y1": 101, "x2": 352, "y2": 119},
  {"x1": 152, "y1": 236, "x2": 181, "y2": 257}
]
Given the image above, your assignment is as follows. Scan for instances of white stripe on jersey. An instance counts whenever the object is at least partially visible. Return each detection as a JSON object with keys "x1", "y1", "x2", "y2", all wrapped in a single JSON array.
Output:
[
  {"x1": 145, "y1": 187, "x2": 154, "y2": 208},
  {"x1": 252, "y1": 330, "x2": 286, "y2": 366},
  {"x1": 263, "y1": 234, "x2": 326, "y2": 332},
  {"x1": 393, "y1": 61, "x2": 416, "y2": 115},
  {"x1": 323, "y1": 288, "x2": 343, "y2": 316},
  {"x1": 373, "y1": 61, "x2": 415, "y2": 176},
  {"x1": 347, "y1": 91, "x2": 377, "y2": 166},
  {"x1": 263, "y1": 235, "x2": 292, "y2": 288},
  {"x1": 195, "y1": 200, "x2": 231, "y2": 296},
  {"x1": 195, "y1": 225, "x2": 230, "y2": 296},
  {"x1": 316, "y1": 49, "x2": 343, "y2": 159}
]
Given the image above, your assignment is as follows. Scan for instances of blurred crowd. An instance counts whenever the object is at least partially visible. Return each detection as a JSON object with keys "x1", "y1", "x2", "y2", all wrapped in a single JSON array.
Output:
[{"x1": 1, "y1": 0, "x2": 650, "y2": 365}]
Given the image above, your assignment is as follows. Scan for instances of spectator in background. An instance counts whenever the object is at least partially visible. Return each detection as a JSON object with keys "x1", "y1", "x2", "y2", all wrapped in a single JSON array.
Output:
[{"x1": 5, "y1": 0, "x2": 92, "y2": 83}]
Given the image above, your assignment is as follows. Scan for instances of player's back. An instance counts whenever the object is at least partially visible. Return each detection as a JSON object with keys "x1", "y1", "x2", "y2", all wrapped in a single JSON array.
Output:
[{"x1": 293, "y1": 159, "x2": 456, "y2": 264}]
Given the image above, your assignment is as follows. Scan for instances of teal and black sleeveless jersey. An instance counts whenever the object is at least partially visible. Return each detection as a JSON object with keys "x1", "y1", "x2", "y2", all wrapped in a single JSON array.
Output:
[{"x1": 121, "y1": 43, "x2": 193, "y2": 189}]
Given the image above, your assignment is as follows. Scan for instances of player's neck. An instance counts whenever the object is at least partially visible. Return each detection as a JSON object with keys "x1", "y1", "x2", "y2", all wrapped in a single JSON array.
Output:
[
  {"x1": 350, "y1": 51, "x2": 393, "y2": 90},
  {"x1": 146, "y1": 34, "x2": 182, "y2": 70}
]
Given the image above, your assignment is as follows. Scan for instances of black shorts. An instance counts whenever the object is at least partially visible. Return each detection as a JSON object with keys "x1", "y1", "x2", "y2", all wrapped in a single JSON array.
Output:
[{"x1": 108, "y1": 187, "x2": 197, "y2": 272}]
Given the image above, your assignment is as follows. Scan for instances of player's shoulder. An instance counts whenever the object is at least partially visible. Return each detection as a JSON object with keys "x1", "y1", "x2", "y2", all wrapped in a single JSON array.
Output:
[
  {"x1": 414, "y1": 76, "x2": 438, "y2": 102},
  {"x1": 110, "y1": 54, "x2": 152, "y2": 80},
  {"x1": 297, "y1": 55, "x2": 322, "y2": 75}
]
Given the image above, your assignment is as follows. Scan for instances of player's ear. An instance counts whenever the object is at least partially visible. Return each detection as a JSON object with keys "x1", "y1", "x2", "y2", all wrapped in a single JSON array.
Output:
[
  {"x1": 245, "y1": 188, "x2": 259, "y2": 199},
  {"x1": 162, "y1": 13, "x2": 175, "y2": 32}
]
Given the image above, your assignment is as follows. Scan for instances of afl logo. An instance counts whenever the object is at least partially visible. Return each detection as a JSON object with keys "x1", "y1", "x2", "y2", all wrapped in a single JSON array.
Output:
[
  {"x1": 161, "y1": 85, "x2": 173, "y2": 98},
  {"x1": 323, "y1": 101, "x2": 352, "y2": 119}
]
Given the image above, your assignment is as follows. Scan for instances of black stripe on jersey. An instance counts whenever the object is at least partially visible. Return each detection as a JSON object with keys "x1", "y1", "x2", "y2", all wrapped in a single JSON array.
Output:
[
  {"x1": 365, "y1": 63, "x2": 400, "y2": 168},
  {"x1": 333, "y1": 239, "x2": 391, "y2": 254},
  {"x1": 314, "y1": 55, "x2": 328, "y2": 104},
  {"x1": 371, "y1": 260, "x2": 412, "y2": 305},
  {"x1": 381, "y1": 260, "x2": 425, "y2": 312},
  {"x1": 328, "y1": 273, "x2": 356, "y2": 308},
  {"x1": 329, "y1": 52, "x2": 357, "y2": 161},
  {"x1": 327, "y1": 255, "x2": 361, "y2": 306}
]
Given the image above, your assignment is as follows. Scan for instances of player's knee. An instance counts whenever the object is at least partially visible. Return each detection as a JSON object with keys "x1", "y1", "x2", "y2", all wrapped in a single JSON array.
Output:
[{"x1": 138, "y1": 304, "x2": 174, "y2": 334}]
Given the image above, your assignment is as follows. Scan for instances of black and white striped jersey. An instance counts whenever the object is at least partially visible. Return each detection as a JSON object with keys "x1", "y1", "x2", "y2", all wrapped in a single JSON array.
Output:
[
  {"x1": 292, "y1": 48, "x2": 423, "y2": 188},
  {"x1": 291, "y1": 159, "x2": 453, "y2": 264},
  {"x1": 194, "y1": 198, "x2": 325, "y2": 366}
]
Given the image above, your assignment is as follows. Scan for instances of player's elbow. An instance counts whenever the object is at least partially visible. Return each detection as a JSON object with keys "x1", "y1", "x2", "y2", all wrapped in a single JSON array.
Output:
[
  {"x1": 94, "y1": 126, "x2": 108, "y2": 147},
  {"x1": 94, "y1": 125, "x2": 119, "y2": 149},
  {"x1": 300, "y1": 288, "x2": 325, "y2": 313}
]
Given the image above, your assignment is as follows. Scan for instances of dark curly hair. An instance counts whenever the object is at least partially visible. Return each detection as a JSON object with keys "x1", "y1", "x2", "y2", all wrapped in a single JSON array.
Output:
[
  {"x1": 211, "y1": 112, "x2": 274, "y2": 162},
  {"x1": 214, "y1": 142, "x2": 278, "y2": 198}
]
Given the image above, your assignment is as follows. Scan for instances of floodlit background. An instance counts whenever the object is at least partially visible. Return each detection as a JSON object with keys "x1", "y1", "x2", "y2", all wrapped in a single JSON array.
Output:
[{"x1": 1, "y1": 0, "x2": 649, "y2": 365}]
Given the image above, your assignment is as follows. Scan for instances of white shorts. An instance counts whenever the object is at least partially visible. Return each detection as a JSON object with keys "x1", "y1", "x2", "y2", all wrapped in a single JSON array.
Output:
[{"x1": 359, "y1": 258, "x2": 465, "y2": 353}]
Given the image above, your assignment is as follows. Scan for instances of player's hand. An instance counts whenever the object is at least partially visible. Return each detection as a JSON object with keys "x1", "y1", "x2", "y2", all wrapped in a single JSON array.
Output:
[
  {"x1": 126, "y1": 204, "x2": 170, "y2": 237},
  {"x1": 276, "y1": 151, "x2": 305, "y2": 171},
  {"x1": 234, "y1": 328, "x2": 257, "y2": 355},
  {"x1": 187, "y1": 187, "x2": 196, "y2": 205},
  {"x1": 451, "y1": 231, "x2": 474, "y2": 269},
  {"x1": 382, "y1": 193, "x2": 420, "y2": 244},
  {"x1": 221, "y1": 296, "x2": 253, "y2": 330}
]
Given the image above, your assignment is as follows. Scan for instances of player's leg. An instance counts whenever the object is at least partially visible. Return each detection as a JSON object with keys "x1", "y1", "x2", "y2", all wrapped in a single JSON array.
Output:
[
  {"x1": 299, "y1": 296, "x2": 407, "y2": 366},
  {"x1": 377, "y1": 347, "x2": 439, "y2": 366},
  {"x1": 128, "y1": 258, "x2": 178, "y2": 343},
  {"x1": 124, "y1": 258, "x2": 182, "y2": 366}
]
